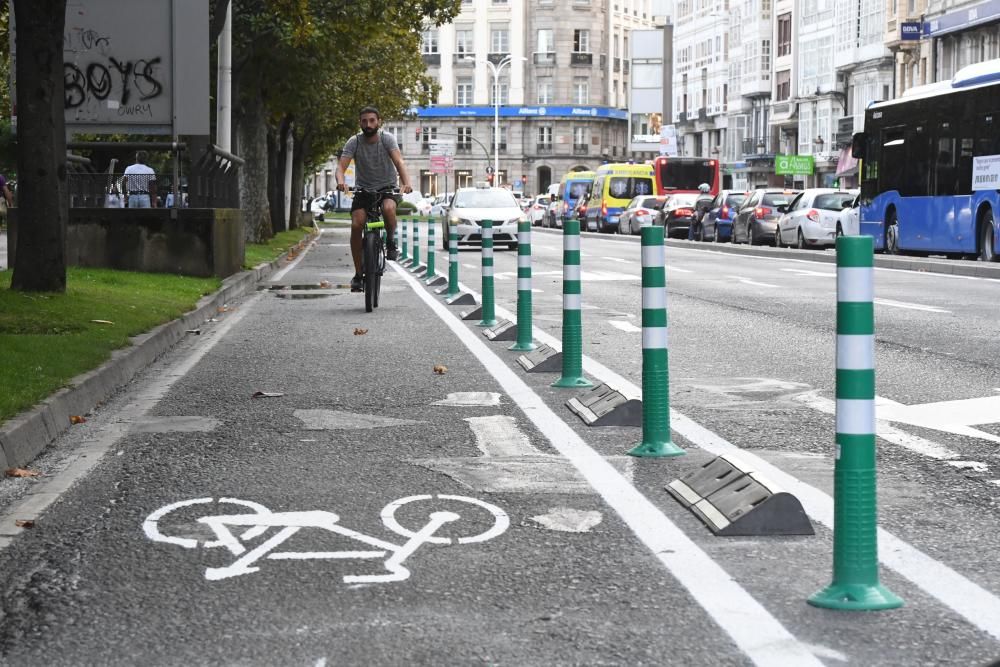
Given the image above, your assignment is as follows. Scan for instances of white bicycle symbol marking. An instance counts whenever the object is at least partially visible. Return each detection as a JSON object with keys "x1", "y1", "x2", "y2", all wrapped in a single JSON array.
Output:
[{"x1": 143, "y1": 494, "x2": 509, "y2": 583}]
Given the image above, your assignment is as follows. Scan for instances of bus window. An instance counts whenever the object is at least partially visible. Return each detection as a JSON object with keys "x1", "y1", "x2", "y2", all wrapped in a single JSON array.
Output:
[
  {"x1": 880, "y1": 127, "x2": 906, "y2": 194},
  {"x1": 902, "y1": 125, "x2": 930, "y2": 197},
  {"x1": 935, "y1": 135, "x2": 957, "y2": 196}
]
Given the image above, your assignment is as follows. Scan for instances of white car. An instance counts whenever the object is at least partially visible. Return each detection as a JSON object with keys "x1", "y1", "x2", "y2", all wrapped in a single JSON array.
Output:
[
  {"x1": 528, "y1": 194, "x2": 552, "y2": 226},
  {"x1": 441, "y1": 186, "x2": 526, "y2": 251},
  {"x1": 775, "y1": 188, "x2": 859, "y2": 249}
]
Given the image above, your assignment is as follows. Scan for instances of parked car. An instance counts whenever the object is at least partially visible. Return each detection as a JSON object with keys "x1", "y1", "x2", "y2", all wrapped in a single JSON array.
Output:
[
  {"x1": 618, "y1": 195, "x2": 669, "y2": 235},
  {"x1": 402, "y1": 191, "x2": 433, "y2": 216},
  {"x1": 775, "y1": 188, "x2": 859, "y2": 249},
  {"x1": 658, "y1": 193, "x2": 699, "y2": 239},
  {"x1": 696, "y1": 190, "x2": 747, "y2": 242},
  {"x1": 833, "y1": 193, "x2": 861, "y2": 237},
  {"x1": 441, "y1": 185, "x2": 525, "y2": 251},
  {"x1": 545, "y1": 196, "x2": 563, "y2": 228},
  {"x1": 428, "y1": 193, "x2": 453, "y2": 217},
  {"x1": 731, "y1": 189, "x2": 800, "y2": 245},
  {"x1": 528, "y1": 194, "x2": 552, "y2": 226}
]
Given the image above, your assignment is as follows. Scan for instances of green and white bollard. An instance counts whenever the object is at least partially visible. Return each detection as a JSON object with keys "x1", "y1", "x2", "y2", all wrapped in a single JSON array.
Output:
[
  {"x1": 510, "y1": 219, "x2": 536, "y2": 351},
  {"x1": 425, "y1": 220, "x2": 437, "y2": 282},
  {"x1": 446, "y1": 226, "x2": 460, "y2": 298},
  {"x1": 628, "y1": 224, "x2": 684, "y2": 457},
  {"x1": 808, "y1": 235, "x2": 902, "y2": 611},
  {"x1": 411, "y1": 218, "x2": 422, "y2": 271},
  {"x1": 477, "y1": 219, "x2": 498, "y2": 326},
  {"x1": 402, "y1": 218, "x2": 409, "y2": 262},
  {"x1": 552, "y1": 219, "x2": 592, "y2": 388}
]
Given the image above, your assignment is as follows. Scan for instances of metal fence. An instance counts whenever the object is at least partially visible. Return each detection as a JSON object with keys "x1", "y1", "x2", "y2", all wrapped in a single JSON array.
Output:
[{"x1": 66, "y1": 143, "x2": 243, "y2": 209}]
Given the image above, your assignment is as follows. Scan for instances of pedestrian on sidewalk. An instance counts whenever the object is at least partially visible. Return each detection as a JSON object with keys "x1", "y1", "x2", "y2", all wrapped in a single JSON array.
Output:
[
  {"x1": 124, "y1": 151, "x2": 157, "y2": 209},
  {"x1": 335, "y1": 106, "x2": 413, "y2": 292},
  {"x1": 0, "y1": 173, "x2": 13, "y2": 218}
]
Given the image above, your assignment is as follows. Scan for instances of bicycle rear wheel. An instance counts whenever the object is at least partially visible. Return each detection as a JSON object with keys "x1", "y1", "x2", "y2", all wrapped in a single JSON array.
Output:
[
  {"x1": 373, "y1": 236, "x2": 384, "y2": 309},
  {"x1": 363, "y1": 232, "x2": 378, "y2": 312}
]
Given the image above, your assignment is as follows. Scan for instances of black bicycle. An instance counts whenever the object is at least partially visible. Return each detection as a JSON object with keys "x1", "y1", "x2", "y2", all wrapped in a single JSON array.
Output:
[{"x1": 352, "y1": 187, "x2": 398, "y2": 313}]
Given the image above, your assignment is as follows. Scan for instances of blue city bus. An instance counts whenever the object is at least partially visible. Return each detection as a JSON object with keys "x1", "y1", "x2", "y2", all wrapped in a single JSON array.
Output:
[{"x1": 852, "y1": 58, "x2": 1000, "y2": 261}]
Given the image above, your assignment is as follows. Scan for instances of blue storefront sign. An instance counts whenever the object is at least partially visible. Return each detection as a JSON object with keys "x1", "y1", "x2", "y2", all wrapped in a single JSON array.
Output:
[
  {"x1": 409, "y1": 105, "x2": 628, "y2": 120},
  {"x1": 925, "y1": 0, "x2": 1000, "y2": 36},
  {"x1": 900, "y1": 21, "x2": 923, "y2": 39}
]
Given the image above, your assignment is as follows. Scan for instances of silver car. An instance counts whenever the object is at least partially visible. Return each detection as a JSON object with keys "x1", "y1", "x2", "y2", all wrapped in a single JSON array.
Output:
[
  {"x1": 441, "y1": 186, "x2": 525, "y2": 251},
  {"x1": 775, "y1": 188, "x2": 859, "y2": 249}
]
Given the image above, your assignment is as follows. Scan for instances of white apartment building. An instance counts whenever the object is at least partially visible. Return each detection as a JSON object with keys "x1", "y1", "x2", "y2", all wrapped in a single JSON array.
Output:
[{"x1": 671, "y1": 0, "x2": 732, "y2": 160}]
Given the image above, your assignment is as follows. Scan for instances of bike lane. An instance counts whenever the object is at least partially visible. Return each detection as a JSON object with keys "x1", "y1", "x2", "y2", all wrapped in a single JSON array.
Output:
[{"x1": 0, "y1": 227, "x2": 772, "y2": 666}]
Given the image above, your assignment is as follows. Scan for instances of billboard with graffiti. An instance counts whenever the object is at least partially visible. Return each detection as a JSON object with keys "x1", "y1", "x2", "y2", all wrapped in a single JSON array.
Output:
[{"x1": 11, "y1": 0, "x2": 208, "y2": 136}]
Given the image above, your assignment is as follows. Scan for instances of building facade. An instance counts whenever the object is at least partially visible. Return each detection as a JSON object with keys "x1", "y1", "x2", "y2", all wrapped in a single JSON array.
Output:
[{"x1": 399, "y1": 0, "x2": 659, "y2": 198}]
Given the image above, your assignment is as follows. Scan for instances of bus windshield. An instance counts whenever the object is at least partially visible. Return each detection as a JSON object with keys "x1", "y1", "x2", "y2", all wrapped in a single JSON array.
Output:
[
  {"x1": 657, "y1": 159, "x2": 717, "y2": 192},
  {"x1": 608, "y1": 177, "x2": 654, "y2": 200}
]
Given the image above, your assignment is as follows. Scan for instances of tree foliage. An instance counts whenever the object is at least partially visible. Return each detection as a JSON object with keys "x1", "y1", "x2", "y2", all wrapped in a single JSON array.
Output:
[{"x1": 212, "y1": 0, "x2": 459, "y2": 240}]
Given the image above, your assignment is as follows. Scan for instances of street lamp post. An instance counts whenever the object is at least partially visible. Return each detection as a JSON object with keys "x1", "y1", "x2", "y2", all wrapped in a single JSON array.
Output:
[{"x1": 484, "y1": 55, "x2": 525, "y2": 186}]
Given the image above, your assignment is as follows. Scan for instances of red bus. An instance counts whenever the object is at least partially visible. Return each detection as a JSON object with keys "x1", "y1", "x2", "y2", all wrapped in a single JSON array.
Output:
[{"x1": 651, "y1": 156, "x2": 721, "y2": 197}]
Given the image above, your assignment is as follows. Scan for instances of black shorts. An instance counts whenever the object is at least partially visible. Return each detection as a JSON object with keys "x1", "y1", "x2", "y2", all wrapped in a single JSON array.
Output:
[{"x1": 351, "y1": 190, "x2": 401, "y2": 212}]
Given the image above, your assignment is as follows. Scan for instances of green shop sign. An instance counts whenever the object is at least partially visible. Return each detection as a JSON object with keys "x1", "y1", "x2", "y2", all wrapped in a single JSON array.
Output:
[{"x1": 775, "y1": 154, "x2": 814, "y2": 175}]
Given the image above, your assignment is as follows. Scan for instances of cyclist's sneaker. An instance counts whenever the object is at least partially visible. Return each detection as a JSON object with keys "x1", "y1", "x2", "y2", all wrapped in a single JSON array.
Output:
[
  {"x1": 350, "y1": 274, "x2": 363, "y2": 292},
  {"x1": 386, "y1": 242, "x2": 399, "y2": 261}
]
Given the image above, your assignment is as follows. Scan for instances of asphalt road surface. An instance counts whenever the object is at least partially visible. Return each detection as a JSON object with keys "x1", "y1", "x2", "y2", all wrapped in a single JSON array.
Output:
[{"x1": 1, "y1": 223, "x2": 999, "y2": 666}]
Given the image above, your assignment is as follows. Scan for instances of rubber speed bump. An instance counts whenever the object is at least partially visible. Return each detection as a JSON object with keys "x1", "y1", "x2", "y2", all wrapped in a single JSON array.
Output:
[
  {"x1": 566, "y1": 383, "x2": 642, "y2": 427},
  {"x1": 483, "y1": 320, "x2": 518, "y2": 342},
  {"x1": 516, "y1": 344, "x2": 562, "y2": 372},
  {"x1": 666, "y1": 455, "x2": 814, "y2": 536}
]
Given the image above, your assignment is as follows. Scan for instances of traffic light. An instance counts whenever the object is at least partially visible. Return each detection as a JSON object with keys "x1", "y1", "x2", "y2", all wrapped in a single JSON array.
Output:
[
  {"x1": 521, "y1": 174, "x2": 527, "y2": 185},
  {"x1": 486, "y1": 173, "x2": 494, "y2": 185},
  {"x1": 415, "y1": 126, "x2": 422, "y2": 142}
]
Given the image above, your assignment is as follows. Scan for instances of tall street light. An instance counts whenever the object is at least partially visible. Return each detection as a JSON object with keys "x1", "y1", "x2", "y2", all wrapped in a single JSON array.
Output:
[{"x1": 484, "y1": 55, "x2": 525, "y2": 186}]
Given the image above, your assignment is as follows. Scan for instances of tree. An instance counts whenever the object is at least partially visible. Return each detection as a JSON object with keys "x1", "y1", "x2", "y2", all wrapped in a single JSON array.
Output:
[
  {"x1": 219, "y1": 0, "x2": 460, "y2": 242},
  {"x1": 10, "y1": 0, "x2": 68, "y2": 293}
]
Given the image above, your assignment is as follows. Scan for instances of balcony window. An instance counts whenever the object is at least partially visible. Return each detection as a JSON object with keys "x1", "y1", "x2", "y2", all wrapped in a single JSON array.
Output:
[
  {"x1": 491, "y1": 126, "x2": 508, "y2": 152},
  {"x1": 537, "y1": 80, "x2": 554, "y2": 104},
  {"x1": 777, "y1": 13, "x2": 791, "y2": 57},
  {"x1": 489, "y1": 81, "x2": 510, "y2": 106},
  {"x1": 775, "y1": 69, "x2": 790, "y2": 101},
  {"x1": 491, "y1": 24, "x2": 510, "y2": 53},
  {"x1": 457, "y1": 126, "x2": 473, "y2": 153},
  {"x1": 537, "y1": 28, "x2": 554, "y2": 53},
  {"x1": 455, "y1": 28, "x2": 474, "y2": 57},
  {"x1": 538, "y1": 126, "x2": 553, "y2": 152},
  {"x1": 456, "y1": 79, "x2": 473, "y2": 106},
  {"x1": 574, "y1": 29, "x2": 590, "y2": 53}
]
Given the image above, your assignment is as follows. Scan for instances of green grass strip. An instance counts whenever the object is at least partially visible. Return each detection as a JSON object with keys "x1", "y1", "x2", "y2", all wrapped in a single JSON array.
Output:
[{"x1": 1, "y1": 226, "x2": 314, "y2": 425}]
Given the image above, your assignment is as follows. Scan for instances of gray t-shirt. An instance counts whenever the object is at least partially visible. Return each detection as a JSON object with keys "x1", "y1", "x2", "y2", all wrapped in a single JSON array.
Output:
[{"x1": 342, "y1": 131, "x2": 400, "y2": 189}]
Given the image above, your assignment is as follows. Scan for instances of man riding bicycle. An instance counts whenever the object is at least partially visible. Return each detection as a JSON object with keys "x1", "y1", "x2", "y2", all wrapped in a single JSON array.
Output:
[{"x1": 335, "y1": 106, "x2": 413, "y2": 292}]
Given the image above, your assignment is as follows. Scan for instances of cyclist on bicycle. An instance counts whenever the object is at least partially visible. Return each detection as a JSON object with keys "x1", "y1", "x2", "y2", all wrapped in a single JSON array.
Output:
[{"x1": 335, "y1": 106, "x2": 413, "y2": 292}]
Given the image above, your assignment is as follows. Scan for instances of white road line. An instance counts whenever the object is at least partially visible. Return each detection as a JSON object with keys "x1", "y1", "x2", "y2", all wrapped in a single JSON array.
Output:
[
  {"x1": 394, "y1": 264, "x2": 822, "y2": 667},
  {"x1": 465, "y1": 415, "x2": 545, "y2": 457},
  {"x1": 792, "y1": 393, "x2": 960, "y2": 460},
  {"x1": 443, "y1": 279, "x2": 1000, "y2": 644},
  {"x1": 728, "y1": 275, "x2": 779, "y2": 288},
  {"x1": 668, "y1": 266, "x2": 694, "y2": 273},
  {"x1": 601, "y1": 256, "x2": 630, "y2": 263},
  {"x1": 874, "y1": 298, "x2": 951, "y2": 313},
  {"x1": 780, "y1": 268, "x2": 835, "y2": 277},
  {"x1": 608, "y1": 320, "x2": 642, "y2": 333}
]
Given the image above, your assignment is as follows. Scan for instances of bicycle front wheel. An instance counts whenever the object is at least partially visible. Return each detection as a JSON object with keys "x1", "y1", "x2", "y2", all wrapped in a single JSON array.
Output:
[
  {"x1": 373, "y1": 237, "x2": 384, "y2": 309},
  {"x1": 363, "y1": 231, "x2": 378, "y2": 312}
]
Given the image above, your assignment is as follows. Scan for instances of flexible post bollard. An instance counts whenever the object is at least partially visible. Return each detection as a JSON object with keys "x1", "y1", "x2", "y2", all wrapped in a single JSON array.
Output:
[
  {"x1": 628, "y1": 224, "x2": 684, "y2": 457},
  {"x1": 477, "y1": 219, "x2": 498, "y2": 326},
  {"x1": 509, "y1": 219, "x2": 535, "y2": 351},
  {"x1": 808, "y1": 235, "x2": 902, "y2": 611},
  {"x1": 425, "y1": 220, "x2": 437, "y2": 282},
  {"x1": 552, "y1": 219, "x2": 592, "y2": 388},
  {"x1": 402, "y1": 218, "x2": 409, "y2": 262},
  {"x1": 411, "y1": 218, "x2": 422, "y2": 271},
  {"x1": 446, "y1": 226, "x2": 460, "y2": 298}
]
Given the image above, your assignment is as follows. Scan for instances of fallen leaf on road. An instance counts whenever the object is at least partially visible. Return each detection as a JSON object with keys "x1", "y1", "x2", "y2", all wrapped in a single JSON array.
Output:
[
  {"x1": 14, "y1": 520, "x2": 34, "y2": 528},
  {"x1": 433, "y1": 365, "x2": 448, "y2": 375},
  {"x1": 70, "y1": 415, "x2": 87, "y2": 424},
  {"x1": 252, "y1": 391, "x2": 285, "y2": 398},
  {"x1": 353, "y1": 328, "x2": 368, "y2": 336},
  {"x1": 218, "y1": 306, "x2": 229, "y2": 313},
  {"x1": 319, "y1": 280, "x2": 332, "y2": 288},
  {"x1": 4, "y1": 468, "x2": 40, "y2": 478},
  {"x1": 90, "y1": 319, "x2": 114, "y2": 325}
]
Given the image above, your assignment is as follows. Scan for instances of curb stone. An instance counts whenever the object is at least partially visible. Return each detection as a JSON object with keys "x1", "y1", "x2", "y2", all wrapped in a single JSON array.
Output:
[{"x1": 0, "y1": 252, "x2": 294, "y2": 470}]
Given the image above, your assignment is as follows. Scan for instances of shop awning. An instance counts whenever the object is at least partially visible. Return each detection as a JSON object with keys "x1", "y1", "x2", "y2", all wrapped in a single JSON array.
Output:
[{"x1": 835, "y1": 148, "x2": 858, "y2": 176}]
